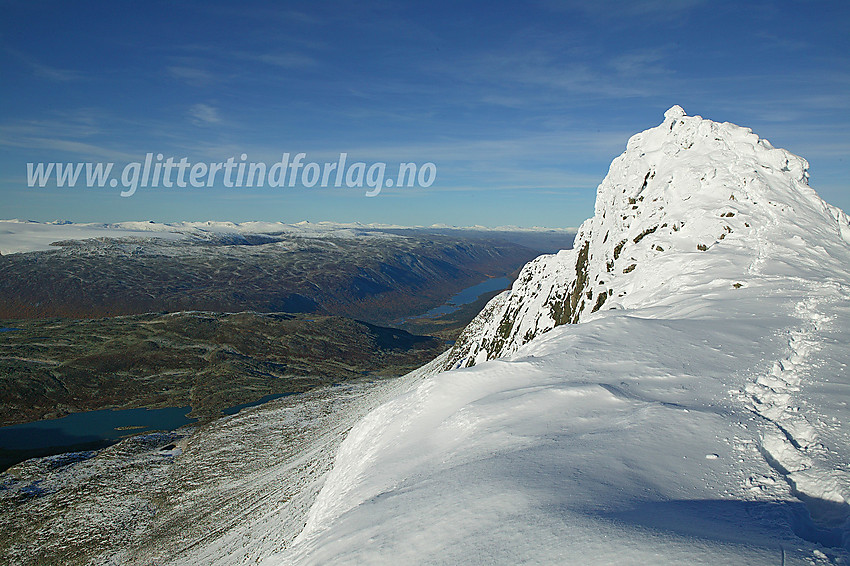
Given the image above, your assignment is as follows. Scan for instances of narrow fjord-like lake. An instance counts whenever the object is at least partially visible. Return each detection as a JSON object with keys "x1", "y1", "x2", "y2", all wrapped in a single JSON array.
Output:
[{"x1": 422, "y1": 276, "x2": 511, "y2": 317}]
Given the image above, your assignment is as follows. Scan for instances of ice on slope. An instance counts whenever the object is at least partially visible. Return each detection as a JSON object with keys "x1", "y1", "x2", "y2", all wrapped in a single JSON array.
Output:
[{"x1": 268, "y1": 107, "x2": 850, "y2": 565}]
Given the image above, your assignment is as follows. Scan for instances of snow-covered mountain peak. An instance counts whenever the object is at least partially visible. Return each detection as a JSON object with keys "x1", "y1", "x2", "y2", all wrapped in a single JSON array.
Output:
[
  {"x1": 444, "y1": 107, "x2": 850, "y2": 369},
  {"x1": 264, "y1": 109, "x2": 850, "y2": 565},
  {"x1": 663, "y1": 104, "x2": 686, "y2": 121}
]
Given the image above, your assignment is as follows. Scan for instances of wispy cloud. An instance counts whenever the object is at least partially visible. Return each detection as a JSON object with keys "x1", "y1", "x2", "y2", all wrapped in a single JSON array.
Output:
[
  {"x1": 7, "y1": 49, "x2": 82, "y2": 81},
  {"x1": 167, "y1": 65, "x2": 215, "y2": 86},
  {"x1": 0, "y1": 110, "x2": 102, "y2": 139},
  {"x1": 539, "y1": 0, "x2": 708, "y2": 21},
  {"x1": 0, "y1": 132, "x2": 136, "y2": 161},
  {"x1": 279, "y1": 9, "x2": 324, "y2": 26},
  {"x1": 752, "y1": 31, "x2": 810, "y2": 52},
  {"x1": 205, "y1": 5, "x2": 326, "y2": 27},
  {"x1": 235, "y1": 51, "x2": 318, "y2": 69},
  {"x1": 188, "y1": 103, "x2": 222, "y2": 125},
  {"x1": 14, "y1": 138, "x2": 136, "y2": 161},
  {"x1": 607, "y1": 49, "x2": 671, "y2": 78},
  {"x1": 0, "y1": 110, "x2": 136, "y2": 161},
  {"x1": 428, "y1": 47, "x2": 676, "y2": 105}
]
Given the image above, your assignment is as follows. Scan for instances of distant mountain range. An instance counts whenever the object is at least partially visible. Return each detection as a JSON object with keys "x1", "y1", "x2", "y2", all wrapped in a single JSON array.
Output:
[
  {"x1": 0, "y1": 230, "x2": 547, "y2": 324},
  {"x1": 0, "y1": 219, "x2": 576, "y2": 256}
]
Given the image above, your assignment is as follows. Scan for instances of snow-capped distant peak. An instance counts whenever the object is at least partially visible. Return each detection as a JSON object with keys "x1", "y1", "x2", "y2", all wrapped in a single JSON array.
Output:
[{"x1": 0, "y1": 219, "x2": 576, "y2": 255}]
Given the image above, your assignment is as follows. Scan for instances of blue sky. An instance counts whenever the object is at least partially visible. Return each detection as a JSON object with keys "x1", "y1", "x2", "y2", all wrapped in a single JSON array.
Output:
[{"x1": 1, "y1": 0, "x2": 848, "y2": 228}]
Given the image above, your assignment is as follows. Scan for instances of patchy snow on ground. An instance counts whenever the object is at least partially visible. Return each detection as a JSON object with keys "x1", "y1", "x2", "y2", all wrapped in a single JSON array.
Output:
[
  {"x1": 0, "y1": 219, "x2": 575, "y2": 255},
  {"x1": 0, "y1": 219, "x2": 187, "y2": 254}
]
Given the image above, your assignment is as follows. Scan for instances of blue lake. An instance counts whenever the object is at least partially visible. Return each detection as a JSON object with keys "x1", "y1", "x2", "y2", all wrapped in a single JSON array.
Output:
[
  {"x1": 422, "y1": 277, "x2": 511, "y2": 317},
  {"x1": 222, "y1": 393, "x2": 294, "y2": 415},
  {"x1": 0, "y1": 405, "x2": 198, "y2": 452},
  {"x1": 0, "y1": 328, "x2": 20, "y2": 332},
  {"x1": 0, "y1": 393, "x2": 301, "y2": 471}
]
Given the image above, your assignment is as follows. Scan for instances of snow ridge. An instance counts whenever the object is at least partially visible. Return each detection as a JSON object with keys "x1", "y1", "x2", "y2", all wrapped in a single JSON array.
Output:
[
  {"x1": 267, "y1": 107, "x2": 850, "y2": 565},
  {"x1": 445, "y1": 105, "x2": 849, "y2": 369}
]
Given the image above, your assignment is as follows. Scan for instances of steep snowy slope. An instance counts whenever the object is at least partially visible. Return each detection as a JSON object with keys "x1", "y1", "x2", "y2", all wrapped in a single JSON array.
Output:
[{"x1": 268, "y1": 107, "x2": 850, "y2": 565}]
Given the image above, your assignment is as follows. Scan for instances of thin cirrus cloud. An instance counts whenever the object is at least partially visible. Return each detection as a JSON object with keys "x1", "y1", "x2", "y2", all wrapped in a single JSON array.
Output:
[
  {"x1": 188, "y1": 104, "x2": 222, "y2": 125},
  {"x1": 166, "y1": 65, "x2": 216, "y2": 86},
  {"x1": 164, "y1": 50, "x2": 318, "y2": 87},
  {"x1": 0, "y1": 133, "x2": 136, "y2": 162},
  {"x1": 539, "y1": 0, "x2": 708, "y2": 21},
  {"x1": 0, "y1": 112, "x2": 136, "y2": 161},
  {"x1": 426, "y1": 46, "x2": 677, "y2": 105},
  {"x1": 6, "y1": 49, "x2": 82, "y2": 82},
  {"x1": 241, "y1": 52, "x2": 319, "y2": 69}
]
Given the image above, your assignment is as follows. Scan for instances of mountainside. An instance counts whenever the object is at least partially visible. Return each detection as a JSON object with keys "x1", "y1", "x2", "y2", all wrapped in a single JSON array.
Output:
[
  {"x1": 0, "y1": 233, "x2": 536, "y2": 324},
  {"x1": 445, "y1": 105, "x2": 850, "y2": 369},
  {"x1": 273, "y1": 108, "x2": 850, "y2": 565}
]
